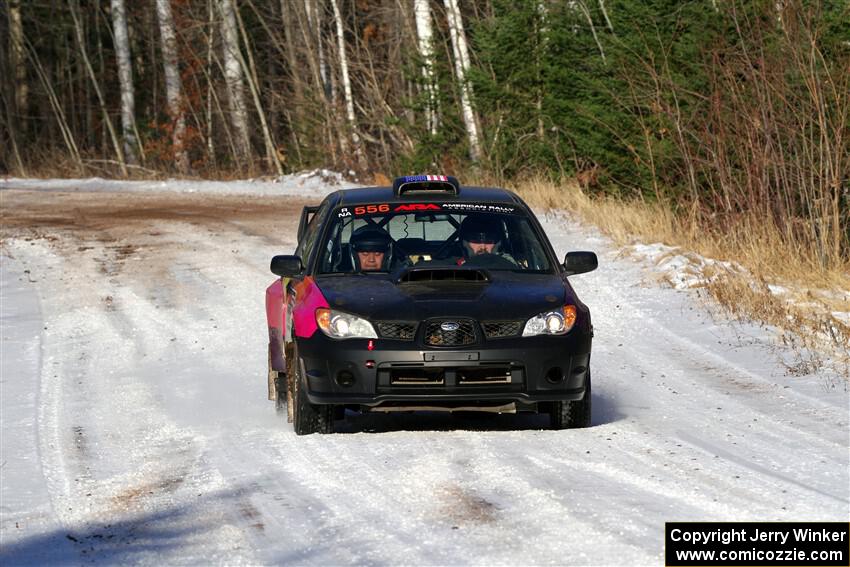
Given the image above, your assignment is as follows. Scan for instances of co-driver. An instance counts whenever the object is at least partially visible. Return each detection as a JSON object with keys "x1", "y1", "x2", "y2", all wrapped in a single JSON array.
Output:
[{"x1": 451, "y1": 216, "x2": 517, "y2": 268}]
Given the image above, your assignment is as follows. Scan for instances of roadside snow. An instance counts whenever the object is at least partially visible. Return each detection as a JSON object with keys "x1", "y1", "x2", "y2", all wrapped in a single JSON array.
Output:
[
  {"x1": 624, "y1": 242, "x2": 750, "y2": 290},
  {"x1": 833, "y1": 312, "x2": 850, "y2": 325},
  {"x1": 1, "y1": 168, "x2": 356, "y2": 198},
  {"x1": 619, "y1": 239, "x2": 850, "y2": 366}
]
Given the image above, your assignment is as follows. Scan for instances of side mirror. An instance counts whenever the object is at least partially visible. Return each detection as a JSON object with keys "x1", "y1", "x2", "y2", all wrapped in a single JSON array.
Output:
[
  {"x1": 563, "y1": 251, "x2": 598, "y2": 276},
  {"x1": 270, "y1": 255, "x2": 303, "y2": 277}
]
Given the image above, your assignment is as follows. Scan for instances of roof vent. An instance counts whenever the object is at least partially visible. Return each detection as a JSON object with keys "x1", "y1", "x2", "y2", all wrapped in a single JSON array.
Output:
[{"x1": 393, "y1": 175, "x2": 460, "y2": 197}]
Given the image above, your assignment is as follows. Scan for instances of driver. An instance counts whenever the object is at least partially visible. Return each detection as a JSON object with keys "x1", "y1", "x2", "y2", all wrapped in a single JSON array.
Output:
[
  {"x1": 454, "y1": 216, "x2": 517, "y2": 266},
  {"x1": 349, "y1": 225, "x2": 393, "y2": 271}
]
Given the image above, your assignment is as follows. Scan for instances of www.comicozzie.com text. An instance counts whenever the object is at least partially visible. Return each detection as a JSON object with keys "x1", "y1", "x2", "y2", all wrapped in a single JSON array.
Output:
[{"x1": 669, "y1": 527, "x2": 848, "y2": 546}]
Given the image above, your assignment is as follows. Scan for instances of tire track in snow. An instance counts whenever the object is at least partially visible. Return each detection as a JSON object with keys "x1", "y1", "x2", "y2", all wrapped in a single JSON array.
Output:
[
  {"x1": 590, "y1": 306, "x2": 848, "y2": 503},
  {"x1": 586, "y1": 302, "x2": 848, "y2": 513},
  {"x1": 9, "y1": 239, "x2": 259, "y2": 565}
]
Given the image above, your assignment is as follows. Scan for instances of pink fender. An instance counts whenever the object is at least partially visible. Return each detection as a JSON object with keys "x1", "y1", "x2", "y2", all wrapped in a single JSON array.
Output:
[
  {"x1": 266, "y1": 279, "x2": 285, "y2": 371},
  {"x1": 265, "y1": 277, "x2": 330, "y2": 373},
  {"x1": 265, "y1": 279, "x2": 285, "y2": 331},
  {"x1": 292, "y1": 276, "x2": 330, "y2": 338}
]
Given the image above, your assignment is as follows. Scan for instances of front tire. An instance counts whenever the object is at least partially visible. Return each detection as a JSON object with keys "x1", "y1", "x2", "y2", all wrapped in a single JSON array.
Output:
[
  {"x1": 550, "y1": 369, "x2": 592, "y2": 429},
  {"x1": 290, "y1": 343, "x2": 334, "y2": 435}
]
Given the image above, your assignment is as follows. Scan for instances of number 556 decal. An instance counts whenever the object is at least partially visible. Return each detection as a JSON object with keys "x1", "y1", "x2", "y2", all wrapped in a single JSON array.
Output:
[{"x1": 354, "y1": 204, "x2": 390, "y2": 215}]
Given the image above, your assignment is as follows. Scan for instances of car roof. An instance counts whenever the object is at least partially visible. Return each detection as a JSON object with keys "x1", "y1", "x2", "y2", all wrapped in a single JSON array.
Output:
[{"x1": 329, "y1": 185, "x2": 524, "y2": 207}]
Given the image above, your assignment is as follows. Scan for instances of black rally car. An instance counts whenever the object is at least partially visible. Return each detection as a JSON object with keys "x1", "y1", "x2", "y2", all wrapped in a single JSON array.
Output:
[{"x1": 265, "y1": 175, "x2": 597, "y2": 434}]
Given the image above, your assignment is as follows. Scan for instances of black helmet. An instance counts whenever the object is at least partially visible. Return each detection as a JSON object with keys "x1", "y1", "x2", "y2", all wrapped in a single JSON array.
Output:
[
  {"x1": 458, "y1": 215, "x2": 503, "y2": 258},
  {"x1": 350, "y1": 225, "x2": 393, "y2": 270},
  {"x1": 459, "y1": 216, "x2": 502, "y2": 244}
]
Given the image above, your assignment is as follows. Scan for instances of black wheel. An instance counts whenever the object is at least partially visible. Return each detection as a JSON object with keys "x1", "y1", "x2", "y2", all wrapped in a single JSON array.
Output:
[
  {"x1": 290, "y1": 344, "x2": 334, "y2": 435},
  {"x1": 550, "y1": 368, "x2": 592, "y2": 429}
]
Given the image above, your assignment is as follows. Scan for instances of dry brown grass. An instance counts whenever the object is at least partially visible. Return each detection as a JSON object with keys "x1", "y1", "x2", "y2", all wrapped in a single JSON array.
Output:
[{"x1": 506, "y1": 176, "x2": 850, "y2": 374}]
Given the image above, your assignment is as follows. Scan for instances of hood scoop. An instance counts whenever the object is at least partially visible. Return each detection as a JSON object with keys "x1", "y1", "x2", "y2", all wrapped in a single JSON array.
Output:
[{"x1": 398, "y1": 267, "x2": 489, "y2": 284}]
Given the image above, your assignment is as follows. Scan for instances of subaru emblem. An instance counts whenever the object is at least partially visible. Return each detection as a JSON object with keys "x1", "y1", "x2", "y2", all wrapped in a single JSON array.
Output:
[{"x1": 441, "y1": 322, "x2": 460, "y2": 332}]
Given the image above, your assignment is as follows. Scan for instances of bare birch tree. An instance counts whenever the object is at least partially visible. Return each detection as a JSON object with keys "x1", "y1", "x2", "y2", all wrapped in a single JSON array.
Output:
[
  {"x1": 278, "y1": 0, "x2": 305, "y2": 157},
  {"x1": 329, "y1": 0, "x2": 366, "y2": 168},
  {"x1": 69, "y1": 0, "x2": 128, "y2": 176},
  {"x1": 414, "y1": 0, "x2": 439, "y2": 136},
  {"x1": 205, "y1": 0, "x2": 218, "y2": 165},
  {"x1": 598, "y1": 0, "x2": 614, "y2": 34},
  {"x1": 110, "y1": 0, "x2": 139, "y2": 165},
  {"x1": 155, "y1": 0, "x2": 191, "y2": 175},
  {"x1": 444, "y1": 0, "x2": 481, "y2": 162},
  {"x1": 536, "y1": 0, "x2": 547, "y2": 140},
  {"x1": 575, "y1": 1, "x2": 606, "y2": 63},
  {"x1": 8, "y1": 0, "x2": 27, "y2": 128},
  {"x1": 233, "y1": 2, "x2": 283, "y2": 175},
  {"x1": 4, "y1": 0, "x2": 27, "y2": 171},
  {"x1": 300, "y1": 0, "x2": 338, "y2": 164},
  {"x1": 23, "y1": 35, "x2": 82, "y2": 167},
  {"x1": 218, "y1": 0, "x2": 251, "y2": 163},
  {"x1": 305, "y1": 0, "x2": 330, "y2": 101}
]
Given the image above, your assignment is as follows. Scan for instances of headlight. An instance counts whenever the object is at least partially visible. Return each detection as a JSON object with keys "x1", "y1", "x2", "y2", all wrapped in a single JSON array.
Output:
[
  {"x1": 522, "y1": 305, "x2": 577, "y2": 336},
  {"x1": 315, "y1": 308, "x2": 377, "y2": 339}
]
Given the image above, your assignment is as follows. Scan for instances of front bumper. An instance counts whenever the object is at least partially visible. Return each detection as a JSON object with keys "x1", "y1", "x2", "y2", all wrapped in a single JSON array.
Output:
[{"x1": 296, "y1": 330, "x2": 591, "y2": 407}]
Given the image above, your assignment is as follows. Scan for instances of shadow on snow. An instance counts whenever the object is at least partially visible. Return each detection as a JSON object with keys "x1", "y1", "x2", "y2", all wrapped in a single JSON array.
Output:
[{"x1": 1, "y1": 483, "x2": 256, "y2": 566}]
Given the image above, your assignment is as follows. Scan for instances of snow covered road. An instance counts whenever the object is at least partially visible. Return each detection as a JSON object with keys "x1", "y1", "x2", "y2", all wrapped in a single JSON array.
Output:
[{"x1": 1, "y1": 179, "x2": 848, "y2": 565}]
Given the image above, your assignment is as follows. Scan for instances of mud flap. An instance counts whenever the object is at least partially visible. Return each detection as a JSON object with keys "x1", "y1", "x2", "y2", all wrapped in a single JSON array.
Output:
[
  {"x1": 284, "y1": 341, "x2": 295, "y2": 423},
  {"x1": 286, "y1": 369, "x2": 295, "y2": 423},
  {"x1": 268, "y1": 326, "x2": 285, "y2": 401}
]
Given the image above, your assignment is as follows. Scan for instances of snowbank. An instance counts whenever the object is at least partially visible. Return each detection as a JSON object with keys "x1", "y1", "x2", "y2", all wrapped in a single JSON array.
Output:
[{"x1": 1, "y1": 168, "x2": 357, "y2": 198}]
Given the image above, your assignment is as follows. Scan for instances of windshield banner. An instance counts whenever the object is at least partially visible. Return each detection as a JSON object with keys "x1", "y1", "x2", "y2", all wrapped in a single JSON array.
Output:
[{"x1": 342, "y1": 202, "x2": 517, "y2": 217}]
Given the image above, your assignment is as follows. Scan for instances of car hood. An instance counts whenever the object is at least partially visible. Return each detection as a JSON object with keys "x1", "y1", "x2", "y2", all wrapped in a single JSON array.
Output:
[{"x1": 314, "y1": 271, "x2": 571, "y2": 322}]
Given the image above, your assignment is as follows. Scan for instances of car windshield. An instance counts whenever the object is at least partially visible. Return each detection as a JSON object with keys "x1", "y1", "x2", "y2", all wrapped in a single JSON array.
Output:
[{"x1": 317, "y1": 204, "x2": 553, "y2": 274}]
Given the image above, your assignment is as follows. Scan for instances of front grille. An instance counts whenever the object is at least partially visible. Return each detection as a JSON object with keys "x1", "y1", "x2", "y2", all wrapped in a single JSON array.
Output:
[
  {"x1": 376, "y1": 321, "x2": 417, "y2": 341},
  {"x1": 482, "y1": 320, "x2": 523, "y2": 339},
  {"x1": 376, "y1": 363, "x2": 525, "y2": 394},
  {"x1": 458, "y1": 367, "x2": 512, "y2": 384},
  {"x1": 423, "y1": 319, "x2": 477, "y2": 347}
]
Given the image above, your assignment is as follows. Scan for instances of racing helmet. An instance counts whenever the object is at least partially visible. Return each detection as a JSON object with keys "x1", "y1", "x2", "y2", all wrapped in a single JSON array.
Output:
[
  {"x1": 349, "y1": 225, "x2": 393, "y2": 270},
  {"x1": 458, "y1": 215, "x2": 502, "y2": 256}
]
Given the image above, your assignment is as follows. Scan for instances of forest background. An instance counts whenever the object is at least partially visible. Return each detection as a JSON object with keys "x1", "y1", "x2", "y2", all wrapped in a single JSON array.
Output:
[{"x1": 1, "y1": 0, "x2": 848, "y2": 360}]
